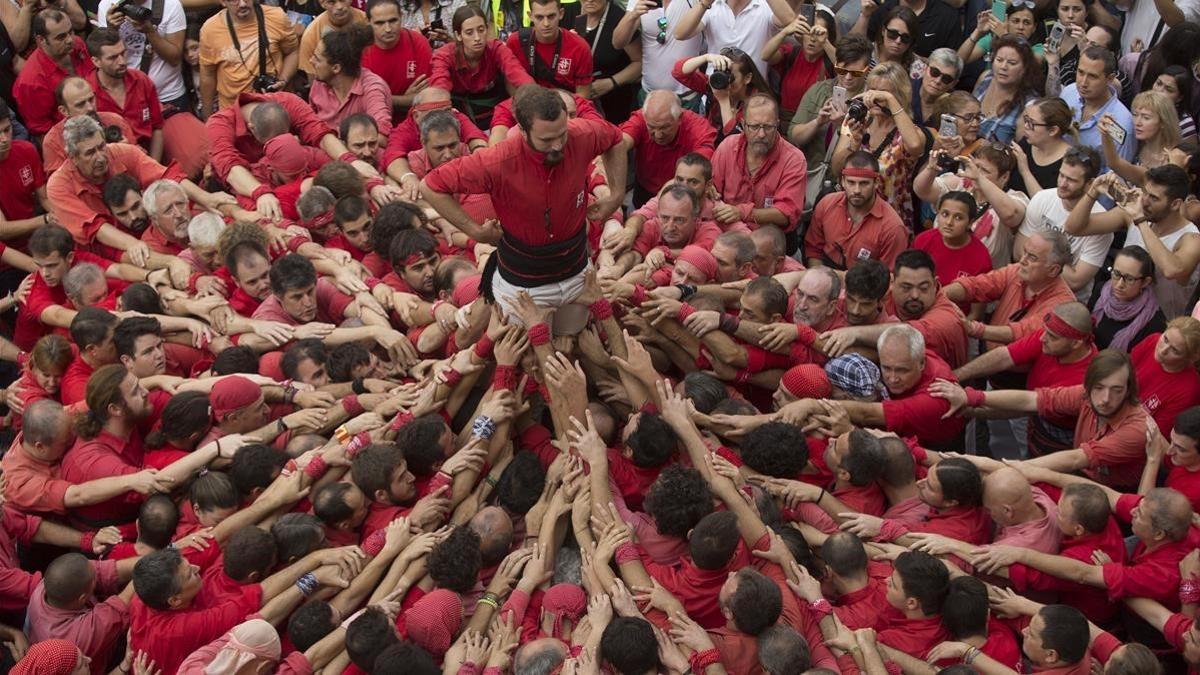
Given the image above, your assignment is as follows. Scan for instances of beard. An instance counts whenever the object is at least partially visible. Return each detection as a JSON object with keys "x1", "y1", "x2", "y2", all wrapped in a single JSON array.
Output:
[{"x1": 542, "y1": 150, "x2": 564, "y2": 166}]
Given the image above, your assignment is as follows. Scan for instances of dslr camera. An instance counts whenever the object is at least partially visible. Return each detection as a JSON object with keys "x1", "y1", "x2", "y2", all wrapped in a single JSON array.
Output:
[
  {"x1": 115, "y1": 0, "x2": 152, "y2": 23},
  {"x1": 709, "y1": 67, "x2": 732, "y2": 90},
  {"x1": 253, "y1": 74, "x2": 280, "y2": 92},
  {"x1": 936, "y1": 153, "x2": 961, "y2": 175}
]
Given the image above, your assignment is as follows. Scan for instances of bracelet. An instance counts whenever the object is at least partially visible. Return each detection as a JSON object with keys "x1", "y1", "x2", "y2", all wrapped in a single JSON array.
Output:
[
  {"x1": 677, "y1": 302, "x2": 697, "y2": 323},
  {"x1": 295, "y1": 572, "x2": 319, "y2": 596},
  {"x1": 284, "y1": 385, "x2": 297, "y2": 404},
  {"x1": 527, "y1": 322, "x2": 551, "y2": 346},
  {"x1": 79, "y1": 531, "x2": 96, "y2": 553},
  {"x1": 719, "y1": 313, "x2": 740, "y2": 333},
  {"x1": 42, "y1": 213, "x2": 48, "y2": 224},
  {"x1": 814, "y1": 488, "x2": 826, "y2": 504},
  {"x1": 808, "y1": 597, "x2": 833, "y2": 619},
  {"x1": 484, "y1": 475, "x2": 499, "y2": 488},
  {"x1": 675, "y1": 283, "x2": 697, "y2": 300},
  {"x1": 963, "y1": 646, "x2": 981, "y2": 665},
  {"x1": 442, "y1": 368, "x2": 463, "y2": 388},
  {"x1": 334, "y1": 425, "x2": 352, "y2": 443},
  {"x1": 477, "y1": 595, "x2": 500, "y2": 610},
  {"x1": 473, "y1": 334, "x2": 495, "y2": 359},
  {"x1": 276, "y1": 418, "x2": 288, "y2": 434},
  {"x1": 351, "y1": 377, "x2": 367, "y2": 395},
  {"x1": 473, "y1": 415, "x2": 497, "y2": 440},
  {"x1": 389, "y1": 411, "x2": 415, "y2": 432},
  {"x1": 589, "y1": 297, "x2": 614, "y2": 321},
  {"x1": 1181, "y1": 580, "x2": 1200, "y2": 604},
  {"x1": 399, "y1": 172, "x2": 417, "y2": 183},
  {"x1": 303, "y1": 455, "x2": 328, "y2": 479}
]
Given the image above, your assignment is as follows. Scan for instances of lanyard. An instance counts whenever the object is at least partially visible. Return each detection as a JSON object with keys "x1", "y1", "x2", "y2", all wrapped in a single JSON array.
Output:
[
  {"x1": 527, "y1": 30, "x2": 562, "y2": 74},
  {"x1": 585, "y1": 3, "x2": 610, "y2": 53}
]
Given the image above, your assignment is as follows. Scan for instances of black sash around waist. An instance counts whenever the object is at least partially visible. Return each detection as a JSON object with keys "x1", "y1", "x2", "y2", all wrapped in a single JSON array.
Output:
[{"x1": 496, "y1": 228, "x2": 588, "y2": 288}]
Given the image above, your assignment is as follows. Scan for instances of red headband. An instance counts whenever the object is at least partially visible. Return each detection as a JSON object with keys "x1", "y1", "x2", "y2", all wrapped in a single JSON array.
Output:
[
  {"x1": 842, "y1": 167, "x2": 880, "y2": 180},
  {"x1": 412, "y1": 100, "x2": 451, "y2": 113},
  {"x1": 304, "y1": 210, "x2": 334, "y2": 229},
  {"x1": 1043, "y1": 312, "x2": 1092, "y2": 342}
]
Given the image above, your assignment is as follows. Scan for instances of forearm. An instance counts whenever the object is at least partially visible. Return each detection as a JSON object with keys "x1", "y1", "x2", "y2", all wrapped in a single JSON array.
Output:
[
  {"x1": 226, "y1": 165, "x2": 264, "y2": 197},
  {"x1": 63, "y1": 475, "x2": 145, "y2": 508},
  {"x1": 260, "y1": 554, "x2": 322, "y2": 601},
  {"x1": 32, "y1": 520, "x2": 84, "y2": 549},
  {"x1": 836, "y1": 400, "x2": 887, "y2": 427},
  {"x1": 1139, "y1": 456, "x2": 1164, "y2": 496},
  {"x1": 259, "y1": 585, "x2": 306, "y2": 625},
  {"x1": 672, "y1": 3, "x2": 705, "y2": 39},
  {"x1": 330, "y1": 549, "x2": 396, "y2": 617},
  {"x1": 199, "y1": 67, "x2": 218, "y2": 116},
  {"x1": 1022, "y1": 448, "x2": 1089, "y2": 473},
  {"x1": 279, "y1": 49, "x2": 299, "y2": 84},
  {"x1": 158, "y1": 443, "x2": 220, "y2": 484},
  {"x1": 977, "y1": 323, "x2": 1016, "y2": 343},
  {"x1": 96, "y1": 224, "x2": 145, "y2": 254},
  {"x1": 146, "y1": 31, "x2": 183, "y2": 66},
  {"x1": 954, "y1": 347, "x2": 1013, "y2": 381},
  {"x1": 977, "y1": 388, "x2": 1039, "y2": 414}
]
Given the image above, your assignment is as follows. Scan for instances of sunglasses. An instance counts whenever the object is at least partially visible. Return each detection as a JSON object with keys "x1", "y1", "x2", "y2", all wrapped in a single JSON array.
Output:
[
  {"x1": 884, "y1": 27, "x2": 912, "y2": 44},
  {"x1": 1065, "y1": 147, "x2": 1095, "y2": 165},
  {"x1": 720, "y1": 46, "x2": 747, "y2": 58},
  {"x1": 1010, "y1": 0, "x2": 1036, "y2": 8},
  {"x1": 926, "y1": 65, "x2": 956, "y2": 85},
  {"x1": 835, "y1": 65, "x2": 869, "y2": 77},
  {"x1": 655, "y1": 16, "x2": 668, "y2": 44}
]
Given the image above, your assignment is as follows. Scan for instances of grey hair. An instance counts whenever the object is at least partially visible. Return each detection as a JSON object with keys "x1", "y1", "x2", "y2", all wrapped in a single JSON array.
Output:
[
  {"x1": 513, "y1": 645, "x2": 567, "y2": 675},
  {"x1": 23, "y1": 399, "x2": 67, "y2": 447},
  {"x1": 809, "y1": 266, "x2": 842, "y2": 302},
  {"x1": 296, "y1": 186, "x2": 336, "y2": 222},
  {"x1": 552, "y1": 545, "x2": 582, "y2": 585},
  {"x1": 187, "y1": 212, "x2": 226, "y2": 248},
  {"x1": 927, "y1": 48, "x2": 963, "y2": 76},
  {"x1": 63, "y1": 263, "x2": 105, "y2": 303},
  {"x1": 660, "y1": 184, "x2": 701, "y2": 216},
  {"x1": 878, "y1": 324, "x2": 924, "y2": 360},
  {"x1": 643, "y1": 89, "x2": 683, "y2": 119},
  {"x1": 63, "y1": 115, "x2": 103, "y2": 157},
  {"x1": 419, "y1": 108, "x2": 462, "y2": 144},
  {"x1": 715, "y1": 231, "x2": 756, "y2": 266},
  {"x1": 1035, "y1": 228, "x2": 1074, "y2": 268},
  {"x1": 142, "y1": 179, "x2": 185, "y2": 218},
  {"x1": 757, "y1": 625, "x2": 810, "y2": 675}
]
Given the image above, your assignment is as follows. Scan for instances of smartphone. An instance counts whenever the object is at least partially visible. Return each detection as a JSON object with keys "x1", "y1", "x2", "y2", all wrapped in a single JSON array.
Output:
[
  {"x1": 992, "y1": 0, "x2": 1007, "y2": 20},
  {"x1": 1110, "y1": 183, "x2": 1126, "y2": 203},
  {"x1": 1045, "y1": 21, "x2": 1066, "y2": 52},
  {"x1": 831, "y1": 85, "x2": 847, "y2": 108},
  {"x1": 1108, "y1": 119, "x2": 1127, "y2": 145},
  {"x1": 799, "y1": 3, "x2": 815, "y2": 24},
  {"x1": 939, "y1": 114, "x2": 958, "y2": 138},
  {"x1": 428, "y1": 18, "x2": 444, "y2": 30}
]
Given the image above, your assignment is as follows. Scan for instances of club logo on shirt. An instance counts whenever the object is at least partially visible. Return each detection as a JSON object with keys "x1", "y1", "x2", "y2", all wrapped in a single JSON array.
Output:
[
  {"x1": 407, "y1": 61, "x2": 417, "y2": 78},
  {"x1": 856, "y1": 247, "x2": 872, "y2": 260},
  {"x1": 557, "y1": 58, "x2": 572, "y2": 76},
  {"x1": 576, "y1": 191, "x2": 585, "y2": 208},
  {"x1": 1145, "y1": 394, "x2": 1161, "y2": 412},
  {"x1": 18, "y1": 165, "x2": 33, "y2": 187},
  {"x1": 142, "y1": 108, "x2": 151, "y2": 122}
]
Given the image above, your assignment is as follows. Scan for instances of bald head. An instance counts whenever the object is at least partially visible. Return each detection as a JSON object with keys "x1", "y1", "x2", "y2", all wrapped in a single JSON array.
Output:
[
  {"x1": 56, "y1": 77, "x2": 96, "y2": 117},
  {"x1": 416, "y1": 87, "x2": 451, "y2": 105},
  {"x1": 513, "y1": 637, "x2": 568, "y2": 675},
  {"x1": 249, "y1": 102, "x2": 291, "y2": 143},
  {"x1": 470, "y1": 506, "x2": 514, "y2": 566},
  {"x1": 982, "y1": 467, "x2": 1036, "y2": 526}
]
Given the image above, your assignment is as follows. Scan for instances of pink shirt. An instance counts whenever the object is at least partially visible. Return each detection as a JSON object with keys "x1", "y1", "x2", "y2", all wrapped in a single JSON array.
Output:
[
  {"x1": 0, "y1": 507, "x2": 42, "y2": 612},
  {"x1": 308, "y1": 69, "x2": 394, "y2": 138},
  {"x1": 609, "y1": 475, "x2": 688, "y2": 566},
  {"x1": 177, "y1": 627, "x2": 311, "y2": 675},
  {"x1": 710, "y1": 134, "x2": 808, "y2": 232},
  {"x1": 27, "y1": 560, "x2": 128, "y2": 675},
  {"x1": 252, "y1": 278, "x2": 354, "y2": 326},
  {"x1": 993, "y1": 487, "x2": 1061, "y2": 554}
]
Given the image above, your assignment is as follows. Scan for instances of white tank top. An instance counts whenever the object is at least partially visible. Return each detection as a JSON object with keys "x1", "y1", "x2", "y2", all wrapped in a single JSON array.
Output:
[{"x1": 1125, "y1": 221, "x2": 1200, "y2": 319}]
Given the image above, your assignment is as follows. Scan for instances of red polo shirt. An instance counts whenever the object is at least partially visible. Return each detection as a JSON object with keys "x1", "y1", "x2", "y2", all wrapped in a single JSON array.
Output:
[
  {"x1": 1037, "y1": 386, "x2": 1151, "y2": 490},
  {"x1": 881, "y1": 350, "x2": 966, "y2": 446},
  {"x1": 952, "y1": 264, "x2": 1077, "y2": 351},
  {"x1": 0, "y1": 141, "x2": 46, "y2": 223},
  {"x1": 832, "y1": 561, "x2": 892, "y2": 630},
  {"x1": 423, "y1": 117, "x2": 622, "y2": 286},
  {"x1": 883, "y1": 291, "x2": 968, "y2": 368},
  {"x1": 206, "y1": 92, "x2": 333, "y2": 185},
  {"x1": 504, "y1": 29, "x2": 593, "y2": 91},
  {"x1": 141, "y1": 224, "x2": 186, "y2": 256},
  {"x1": 86, "y1": 68, "x2": 164, "y2": 146},
  {"x1": 878, "y1": 614, "x2": 950, "y2": 660},
  {"x1": 806, "y1": 192, "x2": 908, "y2": 270},
  {"x1": 913, "y1": 229, "x2": 993, "y2": 312},
  {"x1": 13, "y1": 37, "x2": 96, "y2": 134},
  {"x1": 1006, "y1": 329, "x2": 1096, "y2": 427},
  {"x1": 880, "y1": 501, "x2": 993, "y2": 546},
  {"x1": 1132, "y1": 333, "x2": 1200, "y2": 437},
  {"x1": 362, "y1": 30, "x2": 432, "y2": 96},
  {"x1": 61, "y1": 429, "x2": 145, "y2": 527},
  {"x1": 15, "y1": 250, "x2": 123, "y2": 351},
  {"x1": 429, "y1": 40, "x2": 532, "y2": 94},
  {"x1": 251, "y1": 278, "x2": 354, "y2": 326},
  {"x1": 710, "y1": 132, "x2": 807, "y2": 232},
  {"x1": 619, "y1": 109, "x2": 716, "y2": 195},
  {"x1": 1101, "y1": 493, "x2": 1198, "y2": 610},
  {"x1": 1008, "y1": 513, "x2": 1125, "y2": 624}
]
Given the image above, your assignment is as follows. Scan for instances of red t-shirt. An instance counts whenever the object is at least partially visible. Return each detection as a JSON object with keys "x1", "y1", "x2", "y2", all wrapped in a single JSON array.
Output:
[
  {"x1": 15, "y1": 250, "x2": 124, "y2": 351},
  {"x1": 772, "y1": 44, "x2": 831, "y2": 114},
  {"x1": 251, "y1": 278, "x2": 354, "y2": 326},
  {"x1": 1166, "y1": 461, "x2": 1200, "y2": 512},
  {"x1": 1009, "y1": 512, "x2": 1125, "y2": 624},
  {"x1": 0, "y1": 140, "x2": 46, "y2": 223},
  {"x1": 362, "y1": 30, "x2": 432, "y2": 97},
  {"x1": 912, "y1": 229, "x2": 993, "y2": 313},
  {"x1": 382, "y1": 109, "x2": 486, "y2": 171},
  {"x1": 1101, "y1": 493, "x2": 1199, "y2": 609},
  {"x1": 1131, "y1": 332, "x2": 1200, "y2": 435},
  {"x1": 1005, "y1": 329, "x2": 1096, "y2": 427},
  {"x1": 880, "y1": 350, "x2": 966, "y2": 446},
  {"x1": 504, "y1": 29, "x2": 594, "y2": 90}
]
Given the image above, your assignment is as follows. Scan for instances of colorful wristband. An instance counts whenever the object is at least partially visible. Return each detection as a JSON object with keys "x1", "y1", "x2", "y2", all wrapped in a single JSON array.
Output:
[
  {"x1": 677, "y1": 302, "x2": 696, "y2": 323},
  {"x1": 389, "y1": 412, "x2": 415, "y2": 433},
  {"x1": 442, "y1": 368, "x2": 463, "y2": 388},
  {"x1": 964, "y1": 387, "x2": 987, "y2": 408},
  {"x1": 689, "y1": 648, "x2": 722, "y2": 672},
  {"x1": 492, "y1": 364, "x2": 518, "y2": 391},
  {"x1": 361, "y1": 528, "x2": 386, "y2": 557},
  {"x1": 614, "y1": 542, "x2": 640, "y2": 565},
  {"x1": 472, "y1": 415, "x2": 497, "y2": 440},
  {"x1": 342, "y1": 395, "x2": 365, "y2": 417},
  {"x1": 79, "y1": 531, "x2": 96, "y2": 553}
]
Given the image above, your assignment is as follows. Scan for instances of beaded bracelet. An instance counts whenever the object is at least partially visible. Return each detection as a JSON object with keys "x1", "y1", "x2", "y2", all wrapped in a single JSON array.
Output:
[
  {"x1": 473, "y1": 415, "x2": 497, "y2": 440},
  {"x1": 688, "y1": 648, "x2": 721, "y2": 673},
  {"x1": 295, "y1": 572, "x2": 319, "y2": 596}
]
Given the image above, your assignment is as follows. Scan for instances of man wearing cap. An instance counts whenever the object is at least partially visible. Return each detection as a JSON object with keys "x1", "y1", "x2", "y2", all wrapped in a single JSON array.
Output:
[
  {"x1": 421, "y1": 85, "x2": 626, "y2": 329},
  {"x1": 943, "y1": 229, "x2": 1078, "y2": 350},
  {"x1": 201, "y1": 374, "x2": 346, "y2": 450},
  {"x1": 805, "y1": 151, "x2": 907, "y2": 271},
  {"x1": 252, "y1": 134, "x2": 329, "y2": 188},
  {"x1": 385, "y1": 88, "x2": 489, "y2": 201},
  {"x1": 953, "y1": 301, "x2": 1097, "y2": 457},
  {"x1": 825, "y1": 354, "x2": 884, "y2": 401}
]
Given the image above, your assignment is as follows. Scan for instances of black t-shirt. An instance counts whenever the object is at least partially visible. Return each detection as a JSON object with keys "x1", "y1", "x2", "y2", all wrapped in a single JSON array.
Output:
[
  {"x1": 1007, "y1": 139, "x2": 1063, "y2": 193},
  {"x1": 868, "y1": 0, "x2": 962, "y2": 59}
]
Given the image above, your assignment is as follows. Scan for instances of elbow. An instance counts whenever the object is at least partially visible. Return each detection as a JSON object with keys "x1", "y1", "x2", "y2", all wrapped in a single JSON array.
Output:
[{"x1": 1164, "y1": 266, "x2": 1193, "y2": 283}]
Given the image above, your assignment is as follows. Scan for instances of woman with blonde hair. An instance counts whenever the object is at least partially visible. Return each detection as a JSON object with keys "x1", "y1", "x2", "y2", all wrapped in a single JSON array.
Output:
[
  {"x1": 830, "y1": 61, "x2": 932, "y2": 230},
  {"x1": 1009, "y1": 97, "x2": 1076, "y2": 193},
  {"x1": 1100, "y1": 90, "x2": 1180, "y2": 186}
]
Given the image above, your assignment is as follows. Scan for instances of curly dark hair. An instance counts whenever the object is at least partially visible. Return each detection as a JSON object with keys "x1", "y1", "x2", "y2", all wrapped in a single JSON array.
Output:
[
  {"x1": 643, "y1": 465, "x2": 713, "y2": 539},
  {"x1": 495, "y1": 451, "x2": 545, "y2": 515},
  {"x1": 427, "y1": 526, "x2": 482, "y2": 593},
  {"x1": 626, "y1": 413, "x2": 679, "y2": 468},
  {"x1": 741, "y1": 423, "x2": 807, "y2": 478}
]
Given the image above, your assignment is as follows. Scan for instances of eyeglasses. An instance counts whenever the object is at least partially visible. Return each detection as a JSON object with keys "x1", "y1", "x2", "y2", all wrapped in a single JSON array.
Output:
[
  {"x1": 834, "y1": 65, "x2": 869, "y2": 77},
  {"x1": 926, "y1": 65, "x2": 957, "y2": 85},
  {"x1": 1107, "y1": 267, "x2": 1149, "y2": 284},
  {"x1": 955, "y1": 112, "x2": 983, "y2": 124},
  {"x1": 884, "y1": 27, "x2": 912, "y2": 44},
  {"x1": 744, "y1": 123, "x2": 777, "y2": 134},
  {"x1": 655, "y1": 16, "x2": 668, "y2": 44},
  {"x1": 720, "y1": 46, "x2": 747, "y2": 58},
  {"x1": 1022, "y1": 115, "x2": 1050, "y2": 128}
]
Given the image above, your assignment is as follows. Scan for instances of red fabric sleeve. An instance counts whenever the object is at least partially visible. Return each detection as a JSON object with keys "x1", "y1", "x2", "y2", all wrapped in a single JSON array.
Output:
[{"x1": 671, "y1": 58, "x2": 709, "y2": 94}]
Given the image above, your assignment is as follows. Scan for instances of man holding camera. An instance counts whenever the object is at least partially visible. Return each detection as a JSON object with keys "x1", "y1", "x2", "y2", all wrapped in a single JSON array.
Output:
[{"x1": 198, "y1": 0, "x2": 299, "y2": 112}]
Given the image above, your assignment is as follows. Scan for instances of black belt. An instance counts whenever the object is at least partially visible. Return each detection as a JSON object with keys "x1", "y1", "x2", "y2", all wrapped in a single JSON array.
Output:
[{"x1": 495, "y1": 229, "x2": 588, "y2": 288}]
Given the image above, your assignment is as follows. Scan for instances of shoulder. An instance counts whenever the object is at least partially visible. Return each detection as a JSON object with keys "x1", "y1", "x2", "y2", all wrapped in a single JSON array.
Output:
[{"x1": 712, "y1": 133, "x2": 743, "y2": 156}]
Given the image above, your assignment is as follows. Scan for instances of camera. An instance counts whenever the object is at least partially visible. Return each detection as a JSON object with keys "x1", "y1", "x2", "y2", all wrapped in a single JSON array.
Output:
[
  {"x1": 936, "y1": 153, "x2": 961, "y2": 175},
  {"x1": 709, "y1": 67, "x2": 732, "y2": 90},
  {"x1": 252, "y1": 74, "x2": 280, "y2": 92},
  {"x1": 846, "y1": 98, "x2": 869, "y2": 124},
  {"x1": 421, "y1": 18, "x2": 444, "y2": 34},
  {"x1": 116, "y1": 0, "x2": 152, "y2": 23},
  {"x1": 103, "y1": 124, "x2": 124, "y2": 143}
]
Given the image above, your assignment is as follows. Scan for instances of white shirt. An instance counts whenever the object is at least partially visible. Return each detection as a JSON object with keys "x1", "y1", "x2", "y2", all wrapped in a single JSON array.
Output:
[
  {"x1": 695, "y1": 0, "x2": 779, "y2": 79},
  {"x1": 1117, "y1": 0, "x2": 1200, "y2": 56},
  {"x1": 637, "y1": 0, "x2": 705, "y2": 94},
  {"x1": 1125, "y1": 221, "x2": 1200, "y2": 319},
  {"x1": 97, "y1": 0, "x2": 188, "y2": 103},
  {"x1": 1020, "y1": 188, "x2": 1111, "y2": 303}
]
